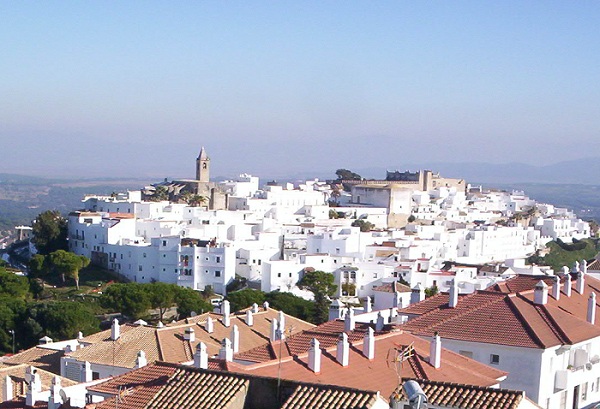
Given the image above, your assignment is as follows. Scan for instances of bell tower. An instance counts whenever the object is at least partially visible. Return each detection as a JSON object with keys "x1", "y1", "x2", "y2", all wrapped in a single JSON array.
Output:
[{"x1": 196, "y1": 147, "x2": 210, "y2": 182}]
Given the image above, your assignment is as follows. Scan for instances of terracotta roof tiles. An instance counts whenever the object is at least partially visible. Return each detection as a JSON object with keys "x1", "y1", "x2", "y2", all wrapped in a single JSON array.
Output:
[{"x1": 281, "y1": 385, "x2": 378, "y2": 409}]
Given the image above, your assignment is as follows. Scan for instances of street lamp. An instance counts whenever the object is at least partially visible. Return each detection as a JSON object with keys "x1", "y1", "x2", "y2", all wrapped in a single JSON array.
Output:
[{"x1": 8, "y1": 330, "x2": 15, "y2": 354}]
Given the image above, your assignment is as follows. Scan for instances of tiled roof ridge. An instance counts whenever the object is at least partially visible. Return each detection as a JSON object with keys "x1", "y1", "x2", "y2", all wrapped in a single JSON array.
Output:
[
  {"x1": 401, "y1": 376, "x2": 525, "y2": 395},
  {"x1": 155, "y1": 329, "x2": 165, "y2": 361},
  {"x1": 532, "y1": 304, "x2": 573, "y2": 345},
  {"x1": 407, "y1": 354, "x2": 428, "y2": 379},
  {"x1": 407, "y1": 292, "x2": 504, "y2": 331},
  {"x1": 504, "y1": 294, "x2": 547, "y2": 348}
]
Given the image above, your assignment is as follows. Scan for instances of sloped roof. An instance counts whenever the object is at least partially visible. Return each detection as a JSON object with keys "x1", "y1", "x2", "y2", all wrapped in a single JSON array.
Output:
[
  {"x1": 0, "y1": 364, "x2": 77, "y2": 399},
  {"x1": 281, "y1": 384, "x2": 378, "y2": 409},
  {"x1": 399, "y1": 278, "x2": 600, "y2": 349},
  {"x1": 0, "y1": 347, "x2": 64, "y2": 375},
  {"x1": 229, "y1": 331, "x2": 506, "y2": 397},
  {"x1": 392, "y1": 378, "x2": 537, "y2": 409},
  {"x1": 71, "y1": 308, "x2": 314, "y2": 368},
  {"x1": 372, "y1": 281, "x2": 411, "y2": 293}
]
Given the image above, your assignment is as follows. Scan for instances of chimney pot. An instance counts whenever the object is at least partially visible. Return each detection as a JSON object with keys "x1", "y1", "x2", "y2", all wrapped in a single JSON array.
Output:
[
  {"x1": 194, "y1": 342, "x2": 208, "y2": 369},
  {"x1": 344, "y1": 308, "x2": 356, "y2": 332},
  {"x1": 231, "y1": 325, "x2": 240, "y2": 353},
  {"x1": 263, "y1": 301, "x2": 269, "y2": 310},
  {"x1": 184, "y1": 327, "x2": 195, "y2": 342},
  {"x1": 336, "y1": 333, "x2": 349, "y2": 366},
  {"x1": 308, "y1": 338, "x2": 321, "y2": 373},
  {"x1": 552, "y1": 276, "x2": 561, "y2": 300},
  {"x1": 376, "y1": 312, "x2": 385, "y2": 331},
  {"x1": 205, "y1": 316, "x2": 214, "y2": 333},
  {"x1": 449, "y1": 279, "x2": 459, "y2": 308},
  {"x1": 135, "y1": 350, "x2": 147, "y2": 368},
  {"x1": 588, "y1": 292, "x2": 596, "y2": 325},
  {"x1": 222, "y1": 300, "x2": 231, "y2": 327},
  {"x1": 251, "y1": 303, "x2": 259, "y2": 313},
  {"x1": 270, "y1": 318, "x2": 279, "y2": 341},
  {"x1": 246, "y1": 310, "x2": 254, "y2": 326},
  {"x1": 564, "y1": 273, "x2": 572, "y2": 297},
  {"x1": 410, "y1": 283, "x2": 425, "y2": 304},
  {"x1": 219, "y1": 338, "x2": 233, "y2": 362},
  {"x1": 534, "y1": 280, "x2": 549, "y2": 305},
  {"x1": 3, "y1": 375, "x2": 13, "y2": 402},
  {"x1": 429, "y1": 332, "x2": 441, "y2": 369},
  {"x1": 577, "y1": 271, "x2": 586, "y2": 294},
  {"x1": 111, "y1": 318, "x2": 120, "y2": 341},
  {"x1": 363, "y1": 327, "x2": 375, "y2": 360}
]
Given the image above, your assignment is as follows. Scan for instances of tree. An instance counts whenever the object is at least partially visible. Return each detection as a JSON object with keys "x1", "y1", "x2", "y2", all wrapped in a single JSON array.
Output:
[
  {"x1": 424, "y1": 285, "x2": 439, "y2": 298},
  {"x1": 49, "y1": 250, "x2": 90, "y2": 289},
  {"x1": 174, "y1": 287, "x2": 213, "y2": 319},
  {"x1": 226, "y1": 289, "x2": 265, "y2": 312},
  {"x1": 100, "y1": 283, "x2": 151, "y2": 319},
  {"x1": 189, "y1": 195, "x2": 207, "y2": 207},
  {"x1": 297, "y1": 270, "x2": 337, "y2": 324},
  {"x1": 0, "y1": 269, "x2": 30, "y2": 299},
  {"x1": 31, "y1": 210, "x2": 68, "y2": 255},
  {"x1": 24, "y1": 302, "x2": 99, "y2": 342},
  {"x1": 351, "y1": 219, "x2": 375, "y2": 232},
  {"x1": 147, "y1": 282, "x2": 177, "y2": 321},
  {"x1": 29, "y1": 254, "x2": 51, "y2": 288},
  {"x1": 265, "y1": 291, "x2": 315, "y2": 323},
  {"x1": 150, "y1": 186, "x2": 169, "y2": 202},
  {"x1": 335, "y1": 169, "x2": 362, "y2": 181}
]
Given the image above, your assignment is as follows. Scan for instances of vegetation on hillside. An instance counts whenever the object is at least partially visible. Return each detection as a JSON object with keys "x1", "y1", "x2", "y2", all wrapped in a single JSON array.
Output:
[
  {"x1": 528, "y1": 238, "x2": 599, "y2": 271},
  {"x1": 225, "y1": 288, "x2": 315, "y2": 324}
]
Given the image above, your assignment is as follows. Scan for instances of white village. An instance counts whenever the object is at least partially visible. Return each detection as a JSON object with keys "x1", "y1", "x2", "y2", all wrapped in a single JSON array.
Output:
[{"x1": 1, "y1": 148, "x2": 599, "y2": 409}]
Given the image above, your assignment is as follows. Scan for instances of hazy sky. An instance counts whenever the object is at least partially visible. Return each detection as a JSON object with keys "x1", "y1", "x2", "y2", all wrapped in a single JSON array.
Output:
[{"x1": 2, "y1": 2, "x2": 599, "y2": 180}]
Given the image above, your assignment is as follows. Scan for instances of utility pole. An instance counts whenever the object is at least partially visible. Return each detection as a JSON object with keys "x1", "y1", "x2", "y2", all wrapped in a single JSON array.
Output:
[{"x1": 8, "y1": 330, "x2": 15, "y2": 354}]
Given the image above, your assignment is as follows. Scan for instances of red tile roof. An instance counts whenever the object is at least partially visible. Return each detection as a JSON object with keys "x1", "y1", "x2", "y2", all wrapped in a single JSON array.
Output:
[
  {"x1": 229, "y1": 331, "x2": 506, "y2": 397},
  {"x1": 372, "y1": 281, "x2": 411, "y2": 293}
]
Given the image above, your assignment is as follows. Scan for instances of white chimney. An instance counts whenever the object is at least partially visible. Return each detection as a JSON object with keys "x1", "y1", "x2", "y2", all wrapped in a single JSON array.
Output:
[
  {"x1": 246, "y1": 310, "x2": 254, "y2": 326},
  {"x1": 263, "y1": 301, "x2": 270, "y2": 310},
  {"x1": 376, "y1": 311, "x2": 385, "y2": 331},
  {"x1": 363, "y1": 327, "x2": 375, "y2": 360},
  {"x1": 577, "y1": 272, "x2": 586, "y2": 294},
  {"x1": 410, "y1": 283, "x2": 425, "y2": 304},
  {"x1": 48, "y1": 376, "x2": 62, "y2": 409},
  {"x1": 364, "y1": 296, "x2": 372, "y2": 313},
  {"x1": 344, "y1": 308, "x2": 356, "y2": 332},
  {"x1": 308, "y1": 338, "x2": 321, "y2": 373},
  {"x1": 218, "y1": 338, "x2": 233, "y2": 362},
  {"x1": 81, "y1": 361, "x2": 92, "y2": 382},
  {"x1": 231, "y1": 325, "x2": 240, "y2": 353},
  {"x1": 393, "y1": 291, "x2": 401, "y2": 308},
  {"x1": 111, "y1": 318, "x2": 120, "y2": 341},
  {"x1": 534, "y1": 280, "x2": 548, "y2": 305},
  {"x1": 564, "y1": 273, "x2": 572, "y2": 297},
  {"x1": 135, "y1": 351, "x2": 147, "y2": 368},
  {"x1": 552, "y1": 276, "x2": 561, "y2": 300},
  {"x1": 573, "y1": 260, "x2": 581, "y2": 273},
  {"x1": 194, "y1": 342, "x2": 208, "y2": 369},
  {"x1": 77, "y1": 331, "x2": 83, "y2": 340},
  {"x1": 429, "y1": 332, "x2": 441, "y2": 369},
  {"x1": 25, "y1": 366, "x2": 41, "y2": 406},
  {"x1": 3, "y1": 375, "x2": 13, "y2": 402},
  {"x1": 184, "y1": 327, "x2": 195, "y2": 342},
  {"x1": 206, "y1": 316, "x2": 214, "y2": 333},
  {"x1": 270, "y1": 318, "x2": 279, "y2": 341},
  {"x1": 449, "y1": 279, "x2": 459, "y2": 308},
  {"x1": 562, "y1": 266, "x2": 570, "y2": 275},
  {"x1": 588, "y1": 292, "x2": 596, "y2": 325},
  {"x1": 336, "y1": 333, "x2": 349, "y2": 366},
  {"x1": 583, "y1": 259, "x2": 588, "y2": 275},
  {"x1": 329, "y1": 299, "x2": 345, "y2": 321},
  {"x1": 222, "y1": 300, "x2": 231, "y2": 327},
  {"x1": 251, "y1": 303, "x2": 260, "y2": 313},
  {"x1": 278, "y1": 310, "x2": 286, "y2": 332}
]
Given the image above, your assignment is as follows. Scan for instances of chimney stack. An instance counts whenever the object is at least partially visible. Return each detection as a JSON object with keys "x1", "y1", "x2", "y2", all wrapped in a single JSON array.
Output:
[
  {"x1": 308, "y1": 338, "x2": 321, "y2": 373},
  {"x1": 588, "y1": 293, "x2": 596, "y2": 325},
  {"x1": 25, "y1": 366, "x2": 41, "y2": 407},
  {"x1": 336, "y1": 333, "x2": 349, "y2": 366},
  {"x1": 278, "y1": 310, "x2": 286, "y2": 333},
  {"x1": 363, "y1": 327, "x2": 375, "y2": 360},
  {"x1": 344, "y1": 308, "x2": 356, "y2": 332},
  {"x1": 194, "y1": 342, "x2": 208, "y2": 369},
  {"x1": 205, "y1": 316, "x2": 214, "y2": 333},
  {"x1": 577, "y1": 271, "x2": 586, "y2": 294},
  {"x1": 263, "y1": 301, "x2": 269, "y2": 310},
  {"x1": 219, "y1": 338, "x2": 233, "y2": 362},
  {"x1": 48, "y1": 376, "x2": 62, "y2": 409},
  {"x1": 429, "y1": 332, "x2": 441, "y2": 369},
  {"x1": 231, "y1": 325, "x2": 240, "y2": 353},
  {"x1": 376, "y1": 311, "x2": 385, "y2": 331},
  {"x1": 111, "y1": 318, "x2": 120, "y2": 341},
  {"x1": 270, "y1": 318, "x2": 279, "y2": 341},
  {"x1": 449, "y1": 279, "x2": 459, "y2": 308},
  {"x1": 222, "y1": 300, "x2": 231, "y2": 327},
  {"x1": 583, "y1": 259, "x2": 588, "y2": 275},
  {"x1": 135, "y1": 351, "x2": 147, "y2": 368},
  {"x1": 81, "y1": 361, "x2": 92, "y2": 382},
  {"x1": 410, "y1": 284, "x2": 425, "y2": 304},
  {"x1": 246, "y1": 310, "x2": 254, "y2": 326},
  {"x1": 251, "y1": 303, "x2": 259, "y2": 313},
  {"x1": 184, "y1": 327, "x2": 195, "y2": 343},
  {"x1": 3, "y1": 375, "x2": 12, "y2": 402},
  {"x1": 564, "y1": 273, "x2": 572, "y2": 297},
  {"x1": 78, "y1": 331, "x2": 83, "y2": 340},
  {"x1": 552, "y1": 276, "x2": 561, "y2": 300},
  {"x1": 534, "y1": 280, "x2": 548, "y2": 305},
  {"x1": 364, "y1": 296, "x2": 372, "y2": 313}
]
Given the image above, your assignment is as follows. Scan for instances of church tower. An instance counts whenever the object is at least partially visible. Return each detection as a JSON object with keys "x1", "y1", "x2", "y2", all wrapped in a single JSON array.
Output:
[{"x1": 196, "y1": 147, "x2": 210, "y2": 182}]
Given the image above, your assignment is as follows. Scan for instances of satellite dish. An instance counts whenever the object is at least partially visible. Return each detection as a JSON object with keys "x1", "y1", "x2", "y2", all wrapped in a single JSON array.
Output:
[{"x1": 59, "y1": 389, "x2": 68, "y2": 404}]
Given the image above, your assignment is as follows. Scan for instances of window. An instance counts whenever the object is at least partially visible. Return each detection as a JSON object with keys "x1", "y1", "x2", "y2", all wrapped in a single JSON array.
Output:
[
  {"x1": 277, "y1": 273, "x2": 281, "y2": 278},
  {"x1": 92, "y1": 372, "x2": 100, "y2": 380},
  {"x1": 143, "y1": 253, "x2": 146, "y2": 258},
  {"x1": 216, "y1": 256, "x2": 221, "y2": 263},
  {"x1": 162, "y1": 240, "x2": 166, "y2": 246},
  {"x1": 138, "y1": 266, "x2": 143, "y2": 272},
  {"x1": 258, "y1": 259, "x2": 261, "y2": 265},
  {"x1": 459, "y1": 350, "x2": 473, "y2": 359},
  {"x1": 490, "y1": 354, "x2": 500, "y2": 365},
  {"x1": 582, "y1": 382, "x2": 588, "y2": 401},
  {"x1": 215, "y1": 271, "x2": 221, "y2": 277},
  {"x1": 350, "y1": 272, "x2": 356, "y2": 279}
]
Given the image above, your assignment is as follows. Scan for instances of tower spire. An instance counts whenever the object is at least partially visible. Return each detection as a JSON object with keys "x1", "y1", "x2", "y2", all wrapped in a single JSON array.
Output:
[{"x1": 196, "y1": 147, "x2": 210, "y2": 182}]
